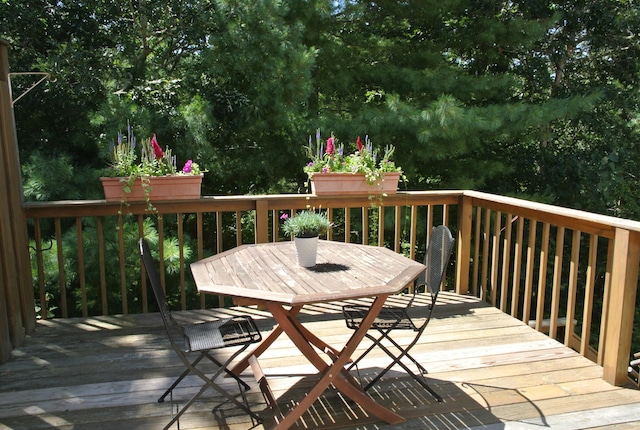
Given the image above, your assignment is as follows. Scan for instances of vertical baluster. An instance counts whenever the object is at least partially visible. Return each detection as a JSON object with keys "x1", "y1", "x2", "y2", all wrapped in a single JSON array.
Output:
[
  {"x1": 510, "y1": 216, "x2": 524, "y2": 318},
  {"x1": 534, "y1": 222, "x2": 550, "y2": 332},
  {"x1": 500, "y1": 213, "x2": 512, "y2": 312},
  {"x1": 580, "y1": 234, "x2": 598, "y2": 356},
  {"x1": 490, "y1": 211, "x2": 501, "y2": 307},
  {"x1": 565, "y1": 230, "x2": 581, "y2": 347},
  {"x1": 523, "y1": 220, "x2": 537, "y2": 325},
  {"x1": 549, "y1": 226, "x2": 565, "y2": 339}
]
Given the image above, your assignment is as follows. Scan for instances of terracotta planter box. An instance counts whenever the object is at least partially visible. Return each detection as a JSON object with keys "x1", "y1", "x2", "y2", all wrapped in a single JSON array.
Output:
[
  {"x1": 100, "y1": 175, "x2": 203, "y2": 202},
  {"x1": 310, "y1": 172, "x2": 400, "y2": 195}
]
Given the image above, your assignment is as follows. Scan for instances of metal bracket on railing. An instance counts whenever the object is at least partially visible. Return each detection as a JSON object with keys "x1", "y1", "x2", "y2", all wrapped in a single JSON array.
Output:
[
  {"x1": 29, "y1": 237, "x2": 53, "y2": 253},
  {"x1": 8, "y1": 72, "x2": 56, "y2": 106}
]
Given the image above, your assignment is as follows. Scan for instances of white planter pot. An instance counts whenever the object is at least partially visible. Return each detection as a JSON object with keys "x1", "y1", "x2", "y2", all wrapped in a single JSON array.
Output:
[{"x1": 294, "y1": 236, "x2": 319, "y2": 267}]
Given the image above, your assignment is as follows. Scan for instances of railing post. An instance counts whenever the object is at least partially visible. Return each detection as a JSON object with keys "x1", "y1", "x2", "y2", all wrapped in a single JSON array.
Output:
[
  {"x1": 455, "y1": 194, "x2": 472, "y2": 294},
  {"x1": 255, "y1": 198, "x2": 270, "y2": 244},
  {"x1": 603, "y1": 227, "x2": 640, "y2": 385},
  {"x1": 0, "y1": 38, "x2": 36, "y2": 363}
]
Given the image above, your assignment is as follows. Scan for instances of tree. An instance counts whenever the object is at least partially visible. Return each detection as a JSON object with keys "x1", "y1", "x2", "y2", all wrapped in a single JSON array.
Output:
[
  {"x1": 1, "y1": 0, "x2": 113, "y2": 198},
  {"x1": 311, "y1": 0, "x2": 601, "y2": 193},
  {"x1": 3, "y1": 0, "x2": 640, "y2": 218},
  {"x1": 508, "y1": 0, "x2": 640, "y2": 217},
  {"x1": 2, "y1": 0, "x2": 316, "y2": 199}
]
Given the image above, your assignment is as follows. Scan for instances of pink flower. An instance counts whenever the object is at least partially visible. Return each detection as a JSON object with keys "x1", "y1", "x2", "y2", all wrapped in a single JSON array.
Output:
[
  {"x1": 356, "y1": 136, "x2": 363, "y2": 151},
  {"x1": 182, "y1": 160, "x2": 193, "y2": 173},
  {"x1": 326, "y1": 136, "x2": 334, "y2": 155},
  {"x1": 280, "y1": 213, "x2": 289, "y2": 220},
  {"x1": 151, "y1": 134, "x2": 164, "y2": 159}
]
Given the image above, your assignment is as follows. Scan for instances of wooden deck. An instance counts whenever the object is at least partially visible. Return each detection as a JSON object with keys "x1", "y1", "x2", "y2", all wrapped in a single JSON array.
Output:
[{"x1": 1, "y1": 292, "x2": 639, "y2": 430}]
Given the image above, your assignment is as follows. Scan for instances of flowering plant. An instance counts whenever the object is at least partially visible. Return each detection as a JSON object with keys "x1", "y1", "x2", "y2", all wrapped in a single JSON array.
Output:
[
  {"x1": 281, "y1": 210, "x2": 332, "y2": 238},
  {"x1": 303, "y1": 129, "x2": 402, "y2": 184},
  {"x1": 102, "y1": 124, "x2": 204, "y2": 210},
  {"x1": 106, "y1": 124, "x2": 202, "y2": 179}
]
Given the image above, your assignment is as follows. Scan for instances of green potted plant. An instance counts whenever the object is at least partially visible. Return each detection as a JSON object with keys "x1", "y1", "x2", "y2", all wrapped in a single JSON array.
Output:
[
  {"x1": 281, "y1": 210, "x2": 332, "y2": 267},
  {"x1": 303, "y1": 130, "x2": 402, "y2": 195},
  {"x1": 100, "y1": 123, "x2": 204, "y2": 210}
]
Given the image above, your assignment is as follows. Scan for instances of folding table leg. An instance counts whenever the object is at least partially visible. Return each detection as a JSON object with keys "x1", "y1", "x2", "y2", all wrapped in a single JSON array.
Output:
[
  {"x1": 230, "y1": 305, "x2": 304, "y2": 375},
  {"x1": 265, "y1": 298, "x2": 405, "y2": 429}
]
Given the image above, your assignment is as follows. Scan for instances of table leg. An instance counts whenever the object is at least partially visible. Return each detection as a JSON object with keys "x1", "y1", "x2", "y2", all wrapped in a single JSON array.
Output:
[
  {"x1": 294, "y1": 316, "x2": 342, "y2": 357},
  {"x1": 230, "y1": 305, "x2": 303, "y2": 375},
  {"x1": 265, "y1": 297, "x2": 405, "y2": 429}
]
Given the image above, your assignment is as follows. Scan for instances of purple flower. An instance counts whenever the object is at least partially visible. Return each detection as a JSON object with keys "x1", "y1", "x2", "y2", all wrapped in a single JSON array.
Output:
[
  {"x1": 322, "y1": 167, "x2": 328, "y2": 173},
  {"x1": 182, "y1": 159, "x2": 193, "y2": 173}
]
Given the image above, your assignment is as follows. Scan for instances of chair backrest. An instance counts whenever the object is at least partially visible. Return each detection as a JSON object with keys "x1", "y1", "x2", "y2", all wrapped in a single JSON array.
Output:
[
  {"x1": 409, "y1": 226, "x2": 455, "y2": 332},
  {"x1": 139, "y1": 238, "x2": 184, "y2": 346},
  {"x1": 420, "y1": 225, "x2": 455, "y2": 296}
]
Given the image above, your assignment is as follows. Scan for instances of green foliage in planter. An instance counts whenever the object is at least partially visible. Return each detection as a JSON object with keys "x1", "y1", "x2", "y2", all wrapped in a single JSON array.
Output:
[{"x1": 282, "y1": 210, "x2": 332, "y2": 238}]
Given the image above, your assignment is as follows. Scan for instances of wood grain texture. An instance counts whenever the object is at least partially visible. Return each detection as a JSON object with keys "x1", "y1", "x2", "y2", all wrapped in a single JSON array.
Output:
[
  {"x1": 191, "y1": 241, "x2": 426, "y2": 305},
  {"x1": 1, "y1": 292, "x2": 639, "y2": 429}
]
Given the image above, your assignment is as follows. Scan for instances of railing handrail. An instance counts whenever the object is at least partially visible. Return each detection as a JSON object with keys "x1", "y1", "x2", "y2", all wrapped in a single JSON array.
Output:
[
  {"x1": 465, "y1": 190, "x2": 640, "y2": 237},
  {"x1": 22, "y1": 190, "x2": 464, "y2": 217},
  {"x1": 24, "y1": 190, "x2": 640, "y2": 234}
]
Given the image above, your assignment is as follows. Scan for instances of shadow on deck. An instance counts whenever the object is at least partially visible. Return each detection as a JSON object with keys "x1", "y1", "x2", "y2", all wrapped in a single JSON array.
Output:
[{"x1": 1, "y1": 292, "x2": 639, "y2": 429}]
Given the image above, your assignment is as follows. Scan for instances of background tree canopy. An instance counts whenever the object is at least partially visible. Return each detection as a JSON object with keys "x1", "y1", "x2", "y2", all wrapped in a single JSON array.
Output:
[{"x1": 2, "y1": 0, "x2": 639, "y2": 219}]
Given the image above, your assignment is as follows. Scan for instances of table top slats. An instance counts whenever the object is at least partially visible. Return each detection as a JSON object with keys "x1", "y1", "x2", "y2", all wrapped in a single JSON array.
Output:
[
  {"x1": 248, "y1": 245, "x2": 315, "y2": 295},
  {"x1": 191, "y1": 241, "x2": 426, "y2": 305}
]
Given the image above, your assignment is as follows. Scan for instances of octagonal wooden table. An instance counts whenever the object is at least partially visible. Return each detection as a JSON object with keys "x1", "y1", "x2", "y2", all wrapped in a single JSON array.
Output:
[{"x1": 190, "y1": 240, "x2": 426, "y2": 429}]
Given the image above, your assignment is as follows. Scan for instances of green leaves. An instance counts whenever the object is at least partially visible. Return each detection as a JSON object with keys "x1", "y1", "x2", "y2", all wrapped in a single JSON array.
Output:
[{"x1": 5, "y1": 0, "x2": 640, "y2": 221}]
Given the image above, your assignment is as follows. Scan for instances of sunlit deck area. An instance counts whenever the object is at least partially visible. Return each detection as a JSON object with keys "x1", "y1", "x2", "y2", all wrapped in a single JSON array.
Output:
[{"x1": 2, "y1": 292, "x2": 639, "y2": 430}]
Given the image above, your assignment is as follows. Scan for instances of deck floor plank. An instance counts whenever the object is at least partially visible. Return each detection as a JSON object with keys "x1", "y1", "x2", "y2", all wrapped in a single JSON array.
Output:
[{"x1": 1, "y1": 292, "x2": 639, "y2": 429}]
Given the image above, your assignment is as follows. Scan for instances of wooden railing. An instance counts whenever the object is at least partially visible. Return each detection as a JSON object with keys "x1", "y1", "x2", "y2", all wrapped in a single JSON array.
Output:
[
  {"x1": 19, "y1": 190, "x2": 640, "y2": 386},
  {"x1": 458, "y1": 191, "x2": 640, "y2": 386}
]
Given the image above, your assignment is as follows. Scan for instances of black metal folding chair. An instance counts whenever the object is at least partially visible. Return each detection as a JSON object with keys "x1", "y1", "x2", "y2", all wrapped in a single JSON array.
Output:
[
  {"x1": 342, "y1": 225, "x2": 455, "y2": 402},
  {"x1": 139, "y1": 238, "x2": 263, "y2": 429}
]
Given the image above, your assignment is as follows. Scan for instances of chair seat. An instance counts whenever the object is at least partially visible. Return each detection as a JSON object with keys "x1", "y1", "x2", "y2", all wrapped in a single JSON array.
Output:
[
  {"x1": 184, "y1": 316, "x2": 262, "y2": 352},
  {"x1": 343, "y1": 305, "x2": 418, "y2": 331}
]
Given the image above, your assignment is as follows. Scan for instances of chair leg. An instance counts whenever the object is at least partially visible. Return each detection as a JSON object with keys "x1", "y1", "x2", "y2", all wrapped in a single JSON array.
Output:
[
  {"x1": 159, "y1": 352, "x2": 208, "y2": 403},
  {"x1": 411, "y1": 372, "x2": 443, "y2": 402},
  {"x1": 204, "y1": 351, "x2": 251, "y2": 391},
  {"x1": 164, "y1": 373, "x2": 214, "y2": 430},
  {"x1": 360, "y1": 335, "x2": 443, "y2": 403},
  {"x1": 159, "y1": 351, "x2": 252, "y2": 404},
  {"x1": 235, "y1": 378, "x2": 259, "y2": 427},
  {"x1": 163, "y1": 345, "x2": 263, "y2": 429},
  {"x1": 386, "y1": 354, "x2": 442, "y2": 403},
  {"x1": 345, "y1": 336, "x2": 378, "y2": 371},
  {"x1": 360, "y1": 340, "x2": 401, "y2": 391},
  {"x1": 362, "y1": 354, "x2": 442, "y2": 402},
  {"x1": 376, "y1": 334, "x2": 430, "y2": 376}
]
